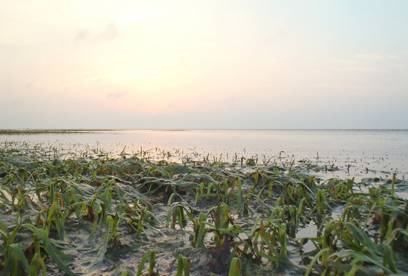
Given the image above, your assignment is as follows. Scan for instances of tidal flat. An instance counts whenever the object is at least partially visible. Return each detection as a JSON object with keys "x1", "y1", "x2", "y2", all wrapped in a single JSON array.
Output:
[{"x1": 0, "y1": 143, "x2": 408, "y2": 275}]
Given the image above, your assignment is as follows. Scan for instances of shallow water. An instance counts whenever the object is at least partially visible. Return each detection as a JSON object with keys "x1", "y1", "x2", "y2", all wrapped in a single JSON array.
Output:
[{"x1": 1, "y1": 129, "x2": 408, "y2": 179}]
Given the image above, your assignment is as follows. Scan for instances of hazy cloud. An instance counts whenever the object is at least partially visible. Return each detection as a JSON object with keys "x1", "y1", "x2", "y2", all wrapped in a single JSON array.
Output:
[
  {"x1": 107, "y1": 91, "x2": 128, "y2": 100},
  {"x1": 97, "y1": 24, "x2": 119, "y2": 42},
  {"x1": 74, "y1": 29, "x2": 90, "y2": 41},
  {"x1": 74, "y1": 24, "x2": 119, "y2": 43}
]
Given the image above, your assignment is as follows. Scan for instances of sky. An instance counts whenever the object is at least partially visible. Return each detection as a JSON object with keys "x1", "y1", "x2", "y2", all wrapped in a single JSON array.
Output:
[{"x1": 1, "y1": 0, "x2": 407, "y2": 129}]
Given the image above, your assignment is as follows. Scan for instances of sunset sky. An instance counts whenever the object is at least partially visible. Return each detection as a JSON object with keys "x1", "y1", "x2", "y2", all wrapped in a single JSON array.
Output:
[{"x1": 1, "y1": 0, "x2": 407, "y2": 129}]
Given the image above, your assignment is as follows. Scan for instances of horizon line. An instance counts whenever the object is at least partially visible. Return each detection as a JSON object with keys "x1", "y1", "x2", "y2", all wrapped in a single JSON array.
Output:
[{"x1": 1, "y1": 128, "x2": 408, "y2": 133}]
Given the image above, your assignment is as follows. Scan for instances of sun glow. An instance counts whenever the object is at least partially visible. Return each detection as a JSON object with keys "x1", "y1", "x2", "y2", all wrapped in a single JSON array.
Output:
[{"x1": 1, "y1": 0, "x2": 407, "y2": 128}]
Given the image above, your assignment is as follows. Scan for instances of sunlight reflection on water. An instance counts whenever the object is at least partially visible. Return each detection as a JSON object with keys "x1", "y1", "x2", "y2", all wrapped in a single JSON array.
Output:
[{"x1": 1, "y1": 129, "x2": 408, "y2": 179}]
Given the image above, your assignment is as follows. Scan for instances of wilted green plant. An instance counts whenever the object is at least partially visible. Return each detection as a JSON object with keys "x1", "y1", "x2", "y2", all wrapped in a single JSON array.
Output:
[
  {"x1": 45, "y1": 198, "x2": 66, "y2": 240},
  {"x1": 327, "y1": 178, "x2": 354, "y2": 202},
  {"x1": 92, "y1": 214, "x2": 120, "y2": 266},
  {"x1": 122, "y1": 200, "x2": 156, "y2": 237},
  {"x1": 208, "y1": 203, "x2": 237, "y2": 247},
  {"x1": 1, "y1": 243, "x2": 29, "y2": 275},
  {"x1": 176, "y1": 255, "x2": 190, "y2": 276},
  {"x1": 335, "y1": 222, "x2": 398, "y2": 274},
  {"x1": 228, "y1": 257, "x2": 241, "y2": 276},
  {"x1": 29, "y1": 250, "x2": 47, "y2": 276},
  {"x1": 167, "y1": 202, "x2": 191, "y2": 230},
  {"x1": 137, "y1": 250, "x2": 157, "y2": 276},
  {"x1": 248, "y1": 219, "x2": 290, "y2": 268},
  {"x1": 1, "y1": 143, "x2": 408, "y2": 275},
  {"x1": 23, "y1": 224, "x2": 75, "y2": 276},
  {"x1": 191, "y1": 212, "x2": 208, "y2": 248},
  {"x1": 314, "y1": 189, "x2": 329, "y2": 219}
]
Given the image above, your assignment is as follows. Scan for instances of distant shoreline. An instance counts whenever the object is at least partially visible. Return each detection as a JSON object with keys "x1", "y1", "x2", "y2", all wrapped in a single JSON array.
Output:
[{"x1": 0, "y1": 128, "x2": 408, "y2": 135}]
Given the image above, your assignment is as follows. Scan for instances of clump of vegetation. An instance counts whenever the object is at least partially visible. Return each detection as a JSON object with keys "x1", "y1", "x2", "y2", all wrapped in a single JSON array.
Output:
[{"x1": 0, "y1": 142, "x2": 407, "y2": 275}]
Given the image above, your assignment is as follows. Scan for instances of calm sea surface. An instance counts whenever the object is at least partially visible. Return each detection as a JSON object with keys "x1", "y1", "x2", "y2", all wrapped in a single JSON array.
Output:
[{"x1": 1, "y1": 130, "x2": 408, "y2": 178}]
